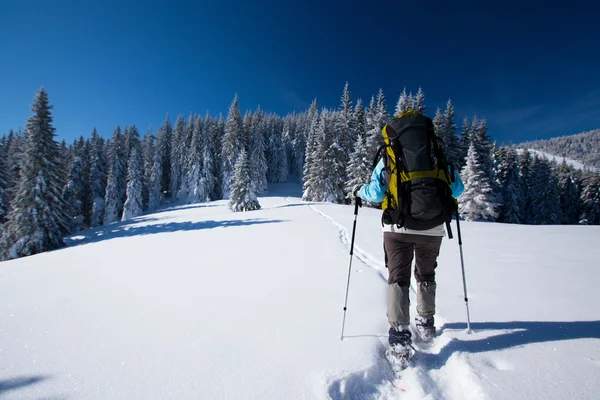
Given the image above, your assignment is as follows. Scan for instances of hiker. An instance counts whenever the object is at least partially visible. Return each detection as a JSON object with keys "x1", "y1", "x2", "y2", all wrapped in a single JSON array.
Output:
[{"x1": 352, "y1": 111, "x2": 464, "y2": 358}]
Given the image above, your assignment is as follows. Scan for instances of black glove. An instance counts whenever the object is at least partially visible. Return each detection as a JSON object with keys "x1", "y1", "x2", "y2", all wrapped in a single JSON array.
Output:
[{"x1": 353, "y1": 185, "x2": 363, "y2": 207}]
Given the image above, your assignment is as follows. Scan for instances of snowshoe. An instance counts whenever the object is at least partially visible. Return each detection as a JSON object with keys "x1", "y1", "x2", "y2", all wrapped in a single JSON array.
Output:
[
  {"x1": 415, "y1": 315, "x2": 436, "y2": 343},
  {"x1": 386, "y1": 326, "x2": 415, "y2": 376}
]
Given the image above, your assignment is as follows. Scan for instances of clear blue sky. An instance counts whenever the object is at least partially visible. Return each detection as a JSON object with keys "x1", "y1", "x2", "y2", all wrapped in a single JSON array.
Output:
[{"x1": 1, "y1": 0, "x2": 599, "y2": 145}]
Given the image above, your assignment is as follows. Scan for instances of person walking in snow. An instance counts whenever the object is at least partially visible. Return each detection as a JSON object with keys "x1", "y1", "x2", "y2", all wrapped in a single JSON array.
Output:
[{"x1": 353, "y1": 110, "x2": 464, "y2": 362}]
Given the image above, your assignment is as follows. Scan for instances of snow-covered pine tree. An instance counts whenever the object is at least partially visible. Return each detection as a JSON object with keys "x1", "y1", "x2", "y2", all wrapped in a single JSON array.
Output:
[
  {"x1": 6, "y1": 129, "x2": 25, "y2": 204},
  {"x1": 88, "y1": 128, "x2": 107, "y2": 227},
  {"x1": 222, "y1": 95, "x2": 245, "y2": 197},
  {"x1": 302, "y1": 100, "x2": 320, "y2": 201},
  {"x1": 530, "y1": 156, "x2": 562, "y2": 224},
  {"x1": 62, "y1": 155, "x2": 86, "y2": 231},
  {"x1": 290, "y1": 111, "x2": 308, "y2": 180},
  {"x1": 122, "y1": 146, "x2": 144, "y2": 220},
  {"x1": 202, "y1": 114, "x2": 219, "y2": 201},
  {"x1": 211, "y1": 116, "x2": 225, "y2": 200},
  {"x1": 103, "y1": 126, "x2": 128, "y2": 225},
  {"x1": 490, "y1": 143, "x2": 504, "y2": 214},
  {"x1": 433, "y1": 107, "x2": 445, "y2": 143},
  {"x1": 345, "y1": 133, "x2": 372, "y2": 200},
  {"x1": 441, "y1": 100, "x2": 461, "y2": 169},
  {"x1": 458, "y1": 117, "x2": 470, "y2": 169},
  {"x1": 266, "y1": 114, "x2": 288, "y2": 183},
  {"x1": 518, "y1": 149, "x2": 534, "y2": 223},
  {"x1": 148, "y1": 135, "x2": 163, "y2": 211},
  {"x1": 322, "y1": 111, "x2": 348, "y2": 203},
  {"x1": 0, "y1": 88, "x2": 70, "y2": 260},
  {"x1": 170, "y1": 115, "x2": 187, "y2": 201},
  {"x1": 365, "y1": 90, "x2": 389, "y2": 160},
  {"x1": 497, "y1": 148, "x2": 523, "y2": 224},
  {"x1": 281, "y1": 115, "x2": 297, "y2": 177},
  {"x1": 579, "y1": 171, "x2": 600, "y2": 225},
  {"x1": 249, "y1": 107, "x2": 268, "y2": 193},
  {"x1": 414, "y1": 87, "x2": 426, "y2": 114},
  {"x1": 0, "y1": 136, "x2": 9, "y2": 223},
  {"x1": 459, "y1": 140, "x2": 498, "y2": 221},
  {"x1": 141, "y1": 130, "x2": 155, "y2": 211},
  {"x1": 353, "y1": 98, "x2": 367, "y2": 141},
  {"x1": 395, "y1": 87, "x2": 411, "y2": 116},
  {"x1": 156, "y1": 115, "x2": 172, "y2": 197},
  {"x1": 304, "y1": 109, "x2": 329, "y2": 201},
  {"x1": 228, "y1": 150, "x2": 261, "y2": 212},
  {"x1": 339, "y1": 82, "x2": 355, "y2": 151},
  {"x1": 557, "y1": 160, "x2": 582, "y2": 224},
  {"x1": 187, "y1": 115, "x2": 208, "y2": 203}
]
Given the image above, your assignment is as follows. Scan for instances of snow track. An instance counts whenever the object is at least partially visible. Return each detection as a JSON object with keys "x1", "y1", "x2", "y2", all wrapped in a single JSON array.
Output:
[{"x1": 307, "y1": 203, "x2": 485, "y2": 400}]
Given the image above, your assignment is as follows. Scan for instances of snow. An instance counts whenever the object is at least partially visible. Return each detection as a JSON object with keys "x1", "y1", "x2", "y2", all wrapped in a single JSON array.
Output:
[
  {"x1": 1, "y1": 183, "x2": 600, "y2": 399},
  {"x1": 519, "y1": 148, "x2": 599, "y2": 172}
]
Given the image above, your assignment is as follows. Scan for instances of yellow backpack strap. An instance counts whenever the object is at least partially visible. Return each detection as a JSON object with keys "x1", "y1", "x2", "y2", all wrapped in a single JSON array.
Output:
[{"x1": 398, "y1": 168, "x2": 451, "y2": 184}]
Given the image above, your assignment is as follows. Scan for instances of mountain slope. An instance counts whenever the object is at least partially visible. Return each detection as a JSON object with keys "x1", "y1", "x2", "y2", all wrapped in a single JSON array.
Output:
[
  {"x1": 517, "y1": 128, "x2": 600, "y2": 169},
  {"x1": 1, "y1": 185, "x2": 599, "y2": 399}
]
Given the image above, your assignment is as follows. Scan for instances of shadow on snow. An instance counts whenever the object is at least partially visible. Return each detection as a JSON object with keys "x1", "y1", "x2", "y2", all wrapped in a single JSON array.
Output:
[
  {"x1": 65, "y1": 218, "x2": 287, "y2": 247},
  {"x1": 0, "y1": 375, "x2": 50, "y2": 396}
]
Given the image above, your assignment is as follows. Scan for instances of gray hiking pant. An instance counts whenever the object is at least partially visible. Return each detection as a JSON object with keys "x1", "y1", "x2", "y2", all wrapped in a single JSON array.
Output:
[{"x1": 384, "y1": 232, "x2": 443, "y2": 327}]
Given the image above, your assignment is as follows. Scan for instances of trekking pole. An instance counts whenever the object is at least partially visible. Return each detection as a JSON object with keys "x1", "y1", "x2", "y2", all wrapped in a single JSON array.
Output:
[
  {"x1": 341, "y1": 200, "x2": 360, "y2": 341},
  {"x1": 455, "y1": 213, "x2": 472, "y2": 334}
]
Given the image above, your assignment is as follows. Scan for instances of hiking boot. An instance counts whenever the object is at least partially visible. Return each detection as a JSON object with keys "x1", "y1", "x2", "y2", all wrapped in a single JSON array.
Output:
[{"x1": 415, "y1": 315, "x2": 436, "y2": 342}]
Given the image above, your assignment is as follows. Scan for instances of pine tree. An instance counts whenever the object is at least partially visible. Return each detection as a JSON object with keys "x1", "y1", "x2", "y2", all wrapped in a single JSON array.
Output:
[
  {"x1": 228, "y1": 150, "x2": 261, "y2": 212},
  {"x1": 442, "y1": 100, "x2": 461, "y2": 168},
  {"x1": 353, "y1": 98, "x2": 367, "y2": 140},
  {"x1": 103, "y1": 127, "x2": 127, "y2": 225},
  {"x1": 170, "y1": 115, "x2": 187, "y2": 201},
  {"x1": 304, "y1": 110, "x2": 328, "y2": 201},
  {"x1": 323, "y1": 112, "x2": 348, "y2": 203},
  {"x1": 530, "y1": 157, "x2": 562, "y2": 224},
  {"x1": 365, "y1": 90, "x2": 389, "y2": 160},
  {"x1": 249, "y1": 107, "x2": 268, "y2": 194},
  {"x1": 557, "y1": 160, "x2": 582, "y2": 224},
  {"x1": 579, "y1": 171, "x2": 600, "y2": 225},
  {"x1": 395, "y1": 87, "x2": 411, "y2": 116},
  {"x1": 339, "y1": 82, "x2": 355, "y2": 151},
  {"x1": 414, "y1": 87, "x2": 426, "y2": 114},
  {"x1": 122, "y1": 146, "x2": 144, "y2": 220},
  {"x1": 458, "y1": 117, "x2": 470, "y2": 169},
  {"x1": 88, "y1": 128, "x2": 107, "y2": 227},
  {"x1": 156, "y1": 115, "x2": 172, "y2": 197},
  {"x1": 6, "y1": 129, "x2": 25, "y2": 205},
  {"x1": 1, "y1": 88, "x2": 69, "y2": 260},
  {"x1": 211, "y1": 116, "x2": 225, "y2": 200},
  {"x1": 141, "y1": 130, "x2": 155, "y2": 211},
  {"x1": 62, "y1": 156, "x2": 86, "y2": 231},
  {"x1": 187, "y1": 115, "x2": 208, "y2": 203},
  {"x1": 266, "y1": 114, "x2": 288, "y2": 183},
  {"x1": 497, "y1": 148, "x2": 523, "y2": 224},
  {"x1": 345, "y1": 134, "x2": 372, "y2": 200},
  {"x1": 302, "y1": 100, "x2": 320, "y2": 201},
  {"x1": 0, "y1": 136, "x2": 9, "y2": 223},
  {"x1": 148, "y1": 137, "x2": 163, "y2": 211},
  {"x1": 433, "y1": 107, "x2": 445, "y2": 142},
  {"x1": 518, "y1": 149, "x2": 534, "y2": 223},
  {"x1": 202, "y1": 114, "x2": 219, "y2": 201},
  {"x1": 459, "y1": 141, "x2": 498, "y2": 221},
  {"x1": 222, "y1": 94, "x2": 245, "y2": 197}
]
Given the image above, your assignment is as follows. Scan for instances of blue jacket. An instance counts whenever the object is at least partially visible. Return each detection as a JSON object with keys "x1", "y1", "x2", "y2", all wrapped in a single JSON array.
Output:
[{"x1": 357, "y1": 159, "x2": 464, "y2": 203}]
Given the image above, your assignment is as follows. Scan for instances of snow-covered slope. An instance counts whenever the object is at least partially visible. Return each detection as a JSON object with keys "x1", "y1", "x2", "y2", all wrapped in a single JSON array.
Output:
[
  {"x1": 1, "y1": 184, "x2": 600, "y2": 399},
  {"x1": 517, "y1": 148, "x2": 599, "y2": 172}
]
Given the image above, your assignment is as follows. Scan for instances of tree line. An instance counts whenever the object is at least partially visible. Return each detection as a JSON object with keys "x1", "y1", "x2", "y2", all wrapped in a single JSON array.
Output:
[{"x1": 1, "y1": 85, "x2": 599, "y2": 260}]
